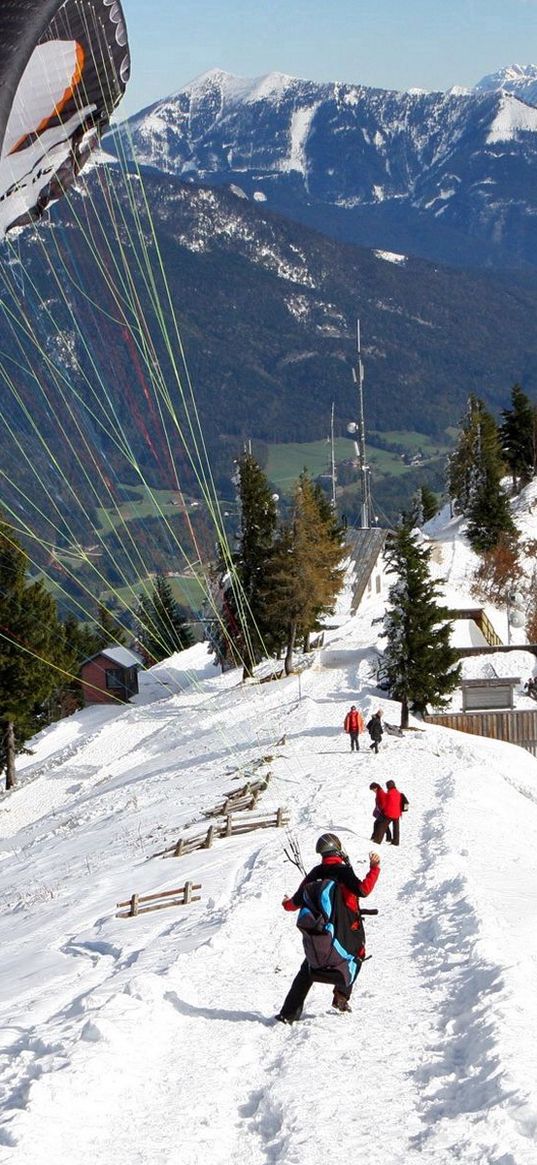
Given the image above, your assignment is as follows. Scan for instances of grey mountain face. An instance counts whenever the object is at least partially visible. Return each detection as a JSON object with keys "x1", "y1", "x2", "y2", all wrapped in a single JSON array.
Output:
[{"x1": 109, "y1": 68, "x2": 537, "y2": 269}]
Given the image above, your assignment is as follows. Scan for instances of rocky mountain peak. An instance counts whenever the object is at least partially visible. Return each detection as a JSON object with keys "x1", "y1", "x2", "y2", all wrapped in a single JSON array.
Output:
[{"x1": 475, "y1": 63, "x2": 537, "y2": 105}]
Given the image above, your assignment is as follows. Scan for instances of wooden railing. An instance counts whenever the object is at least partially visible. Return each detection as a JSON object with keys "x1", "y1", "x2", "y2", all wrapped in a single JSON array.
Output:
[
  {"x1": 116, "y1": 881, "x2": 201, "y2": 918},
  {"x1": 154, "y1": 807, "x2": 289, "y2": 859}
]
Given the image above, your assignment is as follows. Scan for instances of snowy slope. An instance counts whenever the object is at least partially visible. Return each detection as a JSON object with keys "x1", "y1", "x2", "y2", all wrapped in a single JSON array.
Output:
[{"x1": 1, "y1": 562, "x2": 537, "y2": 1163}]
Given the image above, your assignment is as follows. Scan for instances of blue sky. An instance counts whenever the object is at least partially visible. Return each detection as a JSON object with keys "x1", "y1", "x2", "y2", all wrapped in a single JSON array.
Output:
[{"x1": 121, "y1": 0, "x2": 537, "y2": 116}]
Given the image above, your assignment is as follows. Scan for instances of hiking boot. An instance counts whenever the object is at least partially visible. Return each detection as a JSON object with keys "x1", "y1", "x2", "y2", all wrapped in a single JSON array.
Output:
[
  {"x1": 332, "y1": 990, "x2": 352, "y2": 1013},
  {"x1": 275, "y1": 1009, "x2": 301, "y2": 1025}
]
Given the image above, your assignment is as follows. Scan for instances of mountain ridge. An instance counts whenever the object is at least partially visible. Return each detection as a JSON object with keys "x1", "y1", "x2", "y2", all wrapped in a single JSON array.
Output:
[{"x1": 109, "y1": 66, "x2": 537, "y2": 269}]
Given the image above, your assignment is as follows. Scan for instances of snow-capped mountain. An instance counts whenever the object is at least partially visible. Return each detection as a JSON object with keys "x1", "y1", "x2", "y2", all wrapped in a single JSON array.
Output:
[
  {"x1": 110, "y1": 68, "x2": 537, "y2": 269},
  {"x1": 476, "y1": 63, "x2": 537, "y2": 107}
]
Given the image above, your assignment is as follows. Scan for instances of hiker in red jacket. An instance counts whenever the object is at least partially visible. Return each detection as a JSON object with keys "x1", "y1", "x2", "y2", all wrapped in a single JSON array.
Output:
[
  {"x1": 371, "y1": 779, "x2": 409, "y2": 846},
  {"x1": 369, "y1": 781, "x2": 392, "y2": 843},
  {"x1": 344, "y1": 704, "x2": 365, "y2": 751}
]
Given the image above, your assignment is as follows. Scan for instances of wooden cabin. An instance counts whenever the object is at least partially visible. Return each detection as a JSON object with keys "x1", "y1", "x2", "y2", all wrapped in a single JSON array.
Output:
[{"x1": 80, "y1": 646, "x2": 142, "y2": 706}]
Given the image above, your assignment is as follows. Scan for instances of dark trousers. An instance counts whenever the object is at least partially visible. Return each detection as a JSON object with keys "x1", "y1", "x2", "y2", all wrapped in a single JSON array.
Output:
[
  {"x1": 349, "y1": 731, "x2": 360, "y2": 751},
  {"x1": 279, "y1": 960, "x2": 352, "y2": 1021},
  {"x1": 369, "y1": 737, "x2": 380, "y2": 753},
  {"x1": 372, "y1": 815, "x2": 399, "y2": 846}
]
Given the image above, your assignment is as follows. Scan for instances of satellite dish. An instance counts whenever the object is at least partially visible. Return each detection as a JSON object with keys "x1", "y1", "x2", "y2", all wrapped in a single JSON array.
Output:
[
  {"x1": 272, "y1": 493, "x2": 279, "y2": 502},
  {"x1": 347, "y1": 422, "x2": 358, "y2": 435},
  {"x1": 509, "y1": 610, "x2": 525, "y2": 628}
]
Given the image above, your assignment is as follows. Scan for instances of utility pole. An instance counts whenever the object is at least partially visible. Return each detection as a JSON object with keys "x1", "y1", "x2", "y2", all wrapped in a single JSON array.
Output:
[
  {"x1": 330, "y1": 401, "x2": 337, "y2": 511},
  {"x1": 352, "y1": 319, "x2": 372, "y2": 528}
]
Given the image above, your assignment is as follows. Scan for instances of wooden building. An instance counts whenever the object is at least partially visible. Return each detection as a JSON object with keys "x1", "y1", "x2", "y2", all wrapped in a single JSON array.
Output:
[{"x1": 80, "y1": 646, "x2": 142, "y2": 706}]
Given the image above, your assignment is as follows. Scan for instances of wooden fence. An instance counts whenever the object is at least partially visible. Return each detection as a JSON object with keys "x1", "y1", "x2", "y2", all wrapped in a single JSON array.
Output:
[
  {"x1": 204, "y1": 777, "x2": 270, "y2": 818},
  {"x1": 116, "y1": 881, "x2": 201, "y2": 918},
  {"x1": 425, "y1": 709, "x2": 537, "y2": 756},
  {"x1": 154, "y1": 807, "x2": 289, "y2": 859}
]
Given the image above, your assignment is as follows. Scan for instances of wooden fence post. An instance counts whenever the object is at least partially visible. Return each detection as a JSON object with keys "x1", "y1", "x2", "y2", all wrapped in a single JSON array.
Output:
[
  {"x1": 204, "y1": 825, "x2": 215, "y2": 849},
  {"x1": 130, "y1": 893, "x2": 139, "y2": 917},
  {"x1": 184, "y1": 881, "x2": 192, "y2": 905},
  {"x1": 174, "y1": 838, "x2": 184, "y2": 857},
  {"x1": 225, "y1": 814, "x2": 233, "y2": 837},
  {"x1": 276, "y1": 807, "x2": 284, "y2": 828}
]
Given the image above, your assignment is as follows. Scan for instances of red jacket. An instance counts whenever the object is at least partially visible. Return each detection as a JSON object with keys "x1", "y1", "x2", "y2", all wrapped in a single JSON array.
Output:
[
  {"x1": 283, "y1": 854, "x2": 380, "y2": 916},
  {"x1": 373, "y1": 787, "x2": 386, "y2": 813},
  {"x1": 344, "y1": 709, "x2": 364, "y2": 734},
  {"x1": 384, "y1": 786, "x2": 404, "y2": 819}
]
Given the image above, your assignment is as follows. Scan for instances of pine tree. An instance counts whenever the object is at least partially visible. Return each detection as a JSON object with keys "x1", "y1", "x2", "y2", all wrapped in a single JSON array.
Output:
[
  {"x1": 136, "y1": 576, "x2": 194, "y2": 664},
  {"x1": 448, "y1": 395, "x2": 515, "y2": 553},
  {"x1": 525, "y1": 569, "x2": 537, "y2": 644},
  {"x1": 0, "y1": 520, "x2": 65, "y2": 789},
  {"x1": 262, "y1": 473, "x2": 345, "y2": 674},
  {"x1": 55, "y1": 614, "x2": 103, "y2": 716},
  {"x1": 209, "y1": 453, "x2": 277, "y2": 676},
  {"x1": 420, "y1": 484, "x2": 440, "y2": 523},
  {"x1": 500, "y1": 383, "x2": 537, "y2": 492},
  {"x1": 448, "y1": 395, "x2": 481, "y2": 514},
  {"x1": 95, "y1": 601, "x2": 128, "y2": 650},
  {"x1": 382, "y1": 524, "x2": 461, "y2": 728}
]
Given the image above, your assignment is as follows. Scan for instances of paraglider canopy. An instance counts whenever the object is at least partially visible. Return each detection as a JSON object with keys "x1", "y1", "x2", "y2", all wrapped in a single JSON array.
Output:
[{"x1": 0, "y1": 0, "x2": 130, "y2": 238}]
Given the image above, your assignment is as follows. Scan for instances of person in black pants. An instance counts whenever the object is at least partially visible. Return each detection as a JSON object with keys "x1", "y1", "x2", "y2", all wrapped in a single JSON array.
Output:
[
  {"x1": 367, "y1": 709, "x2": 384, "y2": 754},
  {"x1": 276, "y1": 835, "x2": 380, "y2": 1023}
]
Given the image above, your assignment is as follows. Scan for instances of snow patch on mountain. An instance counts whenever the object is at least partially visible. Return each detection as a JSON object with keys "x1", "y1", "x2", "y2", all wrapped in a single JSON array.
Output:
[
  {"x1": 281, "y1": 104, "x2": 320, "y2": 178},
  {"x1": 486, "y1": 93, "x2": 537, "y2": 142},
  {"x1": 374, "y1": 249, "x2": 407, "y2": 265}
]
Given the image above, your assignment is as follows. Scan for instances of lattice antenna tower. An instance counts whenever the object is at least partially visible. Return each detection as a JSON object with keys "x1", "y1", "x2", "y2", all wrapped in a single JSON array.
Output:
[{"x1": 351, "y1": 319, "x2": 373, "y2": 528}]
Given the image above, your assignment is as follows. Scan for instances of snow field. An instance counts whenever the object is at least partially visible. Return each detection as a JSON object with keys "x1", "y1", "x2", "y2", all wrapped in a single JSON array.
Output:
[{"x1": 1, "y1": 545, "x2": 537, "y2": 1162}]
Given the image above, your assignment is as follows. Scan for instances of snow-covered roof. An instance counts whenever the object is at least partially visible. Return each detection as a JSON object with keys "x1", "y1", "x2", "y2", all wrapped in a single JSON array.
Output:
[{"x1": 83, "y1": 645, "x2": 143, "y2": 669}]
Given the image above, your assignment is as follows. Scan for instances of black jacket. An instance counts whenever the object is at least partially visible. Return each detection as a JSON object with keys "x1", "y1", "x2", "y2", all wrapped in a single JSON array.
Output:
[{"x1": 367, "y1": 715, "x2": 383, "y2": 742}]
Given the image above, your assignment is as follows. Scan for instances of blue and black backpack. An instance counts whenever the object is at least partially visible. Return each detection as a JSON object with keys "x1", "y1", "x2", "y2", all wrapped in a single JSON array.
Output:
[{"x1": 296, "y1": 877, "x2": 363, "y2": 987}]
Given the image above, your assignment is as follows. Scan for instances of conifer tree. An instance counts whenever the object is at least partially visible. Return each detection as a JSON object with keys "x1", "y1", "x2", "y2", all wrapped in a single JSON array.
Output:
[
  {"x1": 210, "y1": 453, "x2": 277, "y2": 676},
  {"x1": 95, "y1": 601, "x2": 128, "y2": 649},
  {"x1": 53, "y1": 613, "x2": 103, "y2": 716},
  {"x1": 0, "y1": 520, "x2": 65, "y2": 789},
  {"x1": 262, "y1": 473, "x2": 345, "y2": 674},
  {"x1": 500, "y1": 383, "x2": 537, "y2": 492},
  {"x1": 448, "y1": 395, "x2": 515, "y2": 553},
  {"x1": 382, "y1": 524, "x2": 461, "y2": 728},
  {"x1": 448, "y1": 395, "x2": 481, "y2": 515},
  {"x1": 136, "y1": 576, "x2": 193, "y2": 664},
  {"x1": 525, "y1": 569, "x2": 537, "y2": 645},
  {"x1": 420, "y1": 484, "x2": 440, "y2": 523}
]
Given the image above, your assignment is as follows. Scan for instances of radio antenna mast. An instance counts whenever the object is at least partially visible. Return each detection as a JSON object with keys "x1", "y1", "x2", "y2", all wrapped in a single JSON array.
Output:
[
  {"x1": 352, "y1": 319, "x2": 372, "y2": 528},
  {"x1": 330, "y1": 401, "x2": 337, "y2": 510}
]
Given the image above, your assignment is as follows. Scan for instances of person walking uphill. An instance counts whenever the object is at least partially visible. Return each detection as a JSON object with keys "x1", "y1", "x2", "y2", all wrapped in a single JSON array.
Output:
[
  {"x1": 367, "y1": 709, "x2": 384, "y2": 754},
  {"x1": 369, "y1": 781, "x2": 391, "y2": 843},
  {"x1": 371, "y1": 779, "x2": 409, "y2": 846},
  {"x1": 344, "y1": 704, "x2": 365, "y2": 751},
  {"x1": 276, "y1": 835, "x2": 381, "y2": 1024}
]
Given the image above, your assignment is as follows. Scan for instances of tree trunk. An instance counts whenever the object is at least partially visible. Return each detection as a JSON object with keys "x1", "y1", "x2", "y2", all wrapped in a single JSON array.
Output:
[
  {"x1": 400, "y1": 695, "x2": 409, "y2": 730},
  {"x1": 284, "y1": 620, "x2": 297, "y2": 676},
  {"x1": 242, "y1": 643, "x2": 255, "y2": 681},
  {"x1": 4, "y1": 720, "x2": 16, "y2": 790}
]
